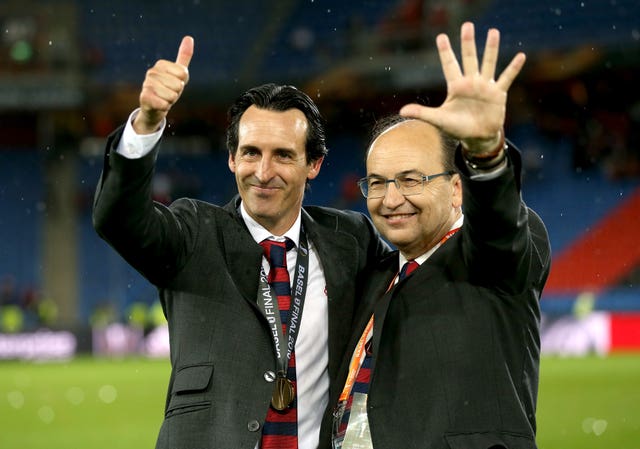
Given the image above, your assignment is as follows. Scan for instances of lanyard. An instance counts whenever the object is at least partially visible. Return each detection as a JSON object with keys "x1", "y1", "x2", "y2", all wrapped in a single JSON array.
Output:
[
  {"x1": 257, "y1": 229, "x2": 309, "y2": 376},
  {"x1": 337, "y1": 226, "x2": 461, "y2": 403}
]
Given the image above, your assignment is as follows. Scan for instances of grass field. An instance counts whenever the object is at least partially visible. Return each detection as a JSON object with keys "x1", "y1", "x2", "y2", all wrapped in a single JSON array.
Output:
[{"x1": 1, "y1": 354, "x2": 639, "y2": 449}]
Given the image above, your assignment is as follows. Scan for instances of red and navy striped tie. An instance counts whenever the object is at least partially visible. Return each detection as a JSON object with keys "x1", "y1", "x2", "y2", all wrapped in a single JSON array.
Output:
[
  {"x1": 399, "y1": 260, "x2": 419, "y2": 280},
  {"x1": 260, "y1": 238, "x2": 298, "y2": 449}
]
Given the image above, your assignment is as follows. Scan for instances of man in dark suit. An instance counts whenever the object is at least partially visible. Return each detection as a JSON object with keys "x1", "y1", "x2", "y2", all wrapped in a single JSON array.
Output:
[
  {"x1": 328, "y1": 22, "x2": 552, "y2": 449},
  {"x1": 92, "y1": 37, "x2": 389, "y2": 449}
]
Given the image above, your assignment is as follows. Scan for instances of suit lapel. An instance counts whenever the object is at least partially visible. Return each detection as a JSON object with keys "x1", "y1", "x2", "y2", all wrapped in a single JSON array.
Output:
[
  {"x1": 368, "y1": 254, "x2": 398, "y2": 359},
  {"x1": 301, "y1": 210, "x2": 361, "y2": 380},
  {"x1": 354, "y1": 252, "x2": 397, "y2": 336},
  {"x1": 221, "y1": 197, "x2": 264, "y2": 306}
]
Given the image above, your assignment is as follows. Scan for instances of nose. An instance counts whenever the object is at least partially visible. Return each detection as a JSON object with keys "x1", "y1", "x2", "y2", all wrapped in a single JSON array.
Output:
[
  {"x1": 255, "y1": 156, "x2": 275, "y2": 182},
  {"x1": 382, "y1": 180, "x2": 405, "y2": 208}
]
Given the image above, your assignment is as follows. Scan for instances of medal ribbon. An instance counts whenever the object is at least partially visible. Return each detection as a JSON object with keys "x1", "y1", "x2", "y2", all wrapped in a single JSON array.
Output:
[{"x1": 257, "y1": 229, "x2": 310, "y2": 393}]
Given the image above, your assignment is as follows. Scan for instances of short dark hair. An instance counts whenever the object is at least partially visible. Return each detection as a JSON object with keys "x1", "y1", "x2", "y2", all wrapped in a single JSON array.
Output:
[
  {"x1": 367, "y1": 114, "x2": 459, "y2": 173},
  {"x1": 226, "y1": 83, "x2": 328, "y2": 163}
]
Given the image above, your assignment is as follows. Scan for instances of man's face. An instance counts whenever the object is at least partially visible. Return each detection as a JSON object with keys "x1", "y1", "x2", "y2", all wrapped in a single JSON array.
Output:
[
  {"x1": 366, "y1": 120, "x2": 462, "y2": 259},
  {"x1": 228, "y1": 105, "x2": 323, "y2": 235}
]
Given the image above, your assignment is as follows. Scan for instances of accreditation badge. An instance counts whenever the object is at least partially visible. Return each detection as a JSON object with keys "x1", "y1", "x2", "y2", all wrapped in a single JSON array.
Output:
[{"x1": 341, "y1": 392, "x2": 373, "y2": 449}]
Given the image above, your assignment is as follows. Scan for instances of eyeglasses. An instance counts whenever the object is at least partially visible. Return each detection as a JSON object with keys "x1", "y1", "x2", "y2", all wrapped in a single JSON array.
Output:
[{"x1": 357, "y1": 170, "x2": 455, "y2": 199}]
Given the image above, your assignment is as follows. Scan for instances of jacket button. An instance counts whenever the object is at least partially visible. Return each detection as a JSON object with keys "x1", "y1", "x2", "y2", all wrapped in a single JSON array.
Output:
[
  {"x1": 263, "y1": 370, "x2": 276, "y2": 382},
  {"x1": 247, "y1": 420, "x2": 261, "y2": 432}
]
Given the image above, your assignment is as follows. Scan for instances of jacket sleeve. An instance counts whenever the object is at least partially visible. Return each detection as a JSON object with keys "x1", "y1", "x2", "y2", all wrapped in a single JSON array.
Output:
[
  {"x1": 92, "y1": 126, "x2": 199, "y2": 286},
  {"x1": 455, "y1": 141, "x2": 552, "y2": 295}
]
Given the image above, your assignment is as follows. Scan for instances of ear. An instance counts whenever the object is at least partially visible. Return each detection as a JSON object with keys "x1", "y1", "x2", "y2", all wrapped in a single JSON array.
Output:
[
  {"x1": 306, "y1": 156, "x2": 324, "y2": 180},
  {"x1": 228, "y1": 152, "x2": 236, "y2": 173},
  {"x1": 451, "y1": 173, "x2": 463, "y2": 209}
]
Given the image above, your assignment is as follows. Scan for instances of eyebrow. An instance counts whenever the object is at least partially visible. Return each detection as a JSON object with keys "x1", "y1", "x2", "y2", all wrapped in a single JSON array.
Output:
[
  {"x1": 367, "y1": 169, "x2": 422, "y2": 178},
  {"x1": 239, "y1": 145, "x2": 296, "y2": 154}
]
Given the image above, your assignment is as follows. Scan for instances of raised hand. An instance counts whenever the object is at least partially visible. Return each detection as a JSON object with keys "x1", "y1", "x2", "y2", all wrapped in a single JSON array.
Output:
[
  {"x1": 400, "y1": 22, "x2": 525, "y2": 155},
  {"x1": 133, "y1": 36, "x2": 194, "y2": 134}
]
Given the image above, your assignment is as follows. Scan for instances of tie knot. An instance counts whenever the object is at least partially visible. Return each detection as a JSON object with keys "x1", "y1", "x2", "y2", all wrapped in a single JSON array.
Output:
[
  {"x1": 399, "y1": 260, "x2": 419, "y2": 280},
  {"x1": 260, "y1": 238, "x2": 294, "y2": 268}
]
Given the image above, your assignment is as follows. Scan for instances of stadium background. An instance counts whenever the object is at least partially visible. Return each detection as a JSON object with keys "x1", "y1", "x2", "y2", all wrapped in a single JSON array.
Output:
[{"x1": 1, "y1": 0, "x2": 639, "y2": 448}]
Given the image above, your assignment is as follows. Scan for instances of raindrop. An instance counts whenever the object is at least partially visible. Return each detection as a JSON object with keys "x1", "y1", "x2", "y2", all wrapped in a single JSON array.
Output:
[
  {"x1": 7, "y1": 391, "x2": 25, "y2": 409},
  {"x1": 582, "y1": 417, "x2": 596, "y2": 433},
  {"x1": 66, "y1": 386, "x2": 85, "y2": 405},
  {"x1": 582, "y1": 417, "x2": 608, "y2": 435},
  {"x1": 98, "y1": 384, "x2": 118, "y2": 404},
  {"x1": 38, "y1": 406, "x2": 55, "y2": 424}
]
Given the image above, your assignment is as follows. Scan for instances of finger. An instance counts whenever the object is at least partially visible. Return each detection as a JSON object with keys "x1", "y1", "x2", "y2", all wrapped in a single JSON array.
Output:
[
  {"x1": 496, "y1": 52, "x2": 526, "y2": 91},
  {"x1": 399, "y1": 103, "x2": 441, "y2": 128},
  {"x1": 480, "y1": 28, "x2": 500, "y2": 80},
  {"x1": 152, "y1": 59, "x2": 190, "y2": 81},
  {"x1": 435, "y1": 33, "x2": 462, "y2": 82},
  {"x1": 460, "y1": 22, "x2": 479, "y2": 75},
  {"x1": 176, "y1": 36, "x2": 194, "y2": 69},
  {"x1": 146, "y1": 80, "x2": 182, "y2": 104}
]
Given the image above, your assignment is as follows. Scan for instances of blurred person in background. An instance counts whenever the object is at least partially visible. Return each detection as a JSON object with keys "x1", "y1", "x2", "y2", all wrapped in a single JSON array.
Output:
[
  {"x1": 328, "y1": 22, "x2": 551, "y2": 449},
  {"x1": 92, "y1": 37, "x2": 389, "y2": 449}
]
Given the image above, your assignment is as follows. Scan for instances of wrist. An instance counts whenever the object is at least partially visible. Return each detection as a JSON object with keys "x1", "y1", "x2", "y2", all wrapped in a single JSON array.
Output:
[
  {"x1": 461, "y1": 129, "x2": 504, "y2": 157},
  {"x1": 462, "y1": 130, "x2": 508, "y2": 171},
  {"x1": 132, "y1": 111, "x2": 163, "y2": 135}
]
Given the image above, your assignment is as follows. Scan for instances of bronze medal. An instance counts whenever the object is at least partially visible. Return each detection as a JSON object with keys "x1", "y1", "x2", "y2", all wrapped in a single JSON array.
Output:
[{"x1": 271, "y1": 375, "x2": 295, "y2": 411}]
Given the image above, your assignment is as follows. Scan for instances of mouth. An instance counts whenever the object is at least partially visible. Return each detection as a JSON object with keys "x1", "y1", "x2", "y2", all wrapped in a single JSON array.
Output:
[
  {"x1": 250, "y1": 184, "x2": 281, "y2": 195},
  {"x1": 382, "y1": 212, "x2": 416, "y2": 224}
]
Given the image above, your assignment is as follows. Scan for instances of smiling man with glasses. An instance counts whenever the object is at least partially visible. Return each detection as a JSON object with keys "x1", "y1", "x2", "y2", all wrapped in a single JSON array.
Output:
[{"x1": 326, "y1": 22, "x2": 551, "y2": 449}]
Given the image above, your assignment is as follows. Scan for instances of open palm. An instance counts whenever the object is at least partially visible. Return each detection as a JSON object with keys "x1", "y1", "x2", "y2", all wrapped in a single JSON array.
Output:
[{"x1": 401, "y1": 22, "x2": 526, "y2": 152}]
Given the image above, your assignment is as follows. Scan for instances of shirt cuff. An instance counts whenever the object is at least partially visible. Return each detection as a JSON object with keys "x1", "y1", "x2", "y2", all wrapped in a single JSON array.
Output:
[
  {"x1": 115, "y1": 108, "x2": 166, "y2": 159},
  {"x1": 467, "y1": 157, "x2": 508, "y2": 180}
]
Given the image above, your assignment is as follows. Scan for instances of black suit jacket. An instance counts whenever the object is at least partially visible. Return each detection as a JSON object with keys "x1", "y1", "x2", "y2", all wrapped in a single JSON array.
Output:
[
  {"x1": 92, "y1": 127, "x2": 390, "y2": 449},
  {"x1": 322, "y1": 144, "x2": 551, "y2": 449}
]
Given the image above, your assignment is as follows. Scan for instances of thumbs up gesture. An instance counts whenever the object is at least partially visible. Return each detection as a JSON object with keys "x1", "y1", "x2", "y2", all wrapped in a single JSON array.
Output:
[{"x1": 133, "y1": 36, "x2": 194, "y2": 134}]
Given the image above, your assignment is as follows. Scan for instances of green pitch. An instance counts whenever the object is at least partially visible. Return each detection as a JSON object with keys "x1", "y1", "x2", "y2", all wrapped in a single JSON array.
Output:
[
  {"x1": 1, "y1": 354, "x2": 639, "y2": 449},
  {"x1": 1, "y1": 357, "x2": 168, "y2": 449},
  {"x1": 537, "y1": 353, "x2": 640, "y2": 449}
]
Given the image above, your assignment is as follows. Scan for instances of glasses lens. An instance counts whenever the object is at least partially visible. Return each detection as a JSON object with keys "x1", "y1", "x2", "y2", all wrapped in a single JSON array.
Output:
[
  {"x1": 397, "y1": 175, "x2": 423, "y2": 196},
  {"x1": 367, "y1": 178, "x2": 386, "y2": 198}
]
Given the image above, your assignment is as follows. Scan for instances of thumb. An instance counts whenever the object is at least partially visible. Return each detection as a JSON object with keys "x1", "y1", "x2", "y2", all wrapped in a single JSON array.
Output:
[
  {"x1": 176, "y1": 35, "x2": 194, "y2": 69},
  {"x1": 399, "y1": 103, "x2": 438, "y2": 124}
]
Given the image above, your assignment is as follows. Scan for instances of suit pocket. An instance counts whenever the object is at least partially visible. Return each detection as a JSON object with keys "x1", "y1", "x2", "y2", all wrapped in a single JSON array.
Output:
[
  {"x1": 444, "y1": 431, "x2": 535, "y2": 449},
  {"x1": 166, "y1": 363, "x2": 214, "y2": 418}
]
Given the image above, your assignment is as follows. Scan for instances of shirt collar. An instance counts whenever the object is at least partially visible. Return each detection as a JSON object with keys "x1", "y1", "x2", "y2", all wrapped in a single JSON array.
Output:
[
  {"x1": 398, "y1": 214, "x2": 464, "y2": 268},
  {"x1": 240, "y1": 201, "x2": 301, "y2": 247}
]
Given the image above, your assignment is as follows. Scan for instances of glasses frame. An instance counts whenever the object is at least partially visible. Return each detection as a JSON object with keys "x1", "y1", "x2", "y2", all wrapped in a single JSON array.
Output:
[{"x1": 357, "y1": 170, "x2": 456, "y2": 199}]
